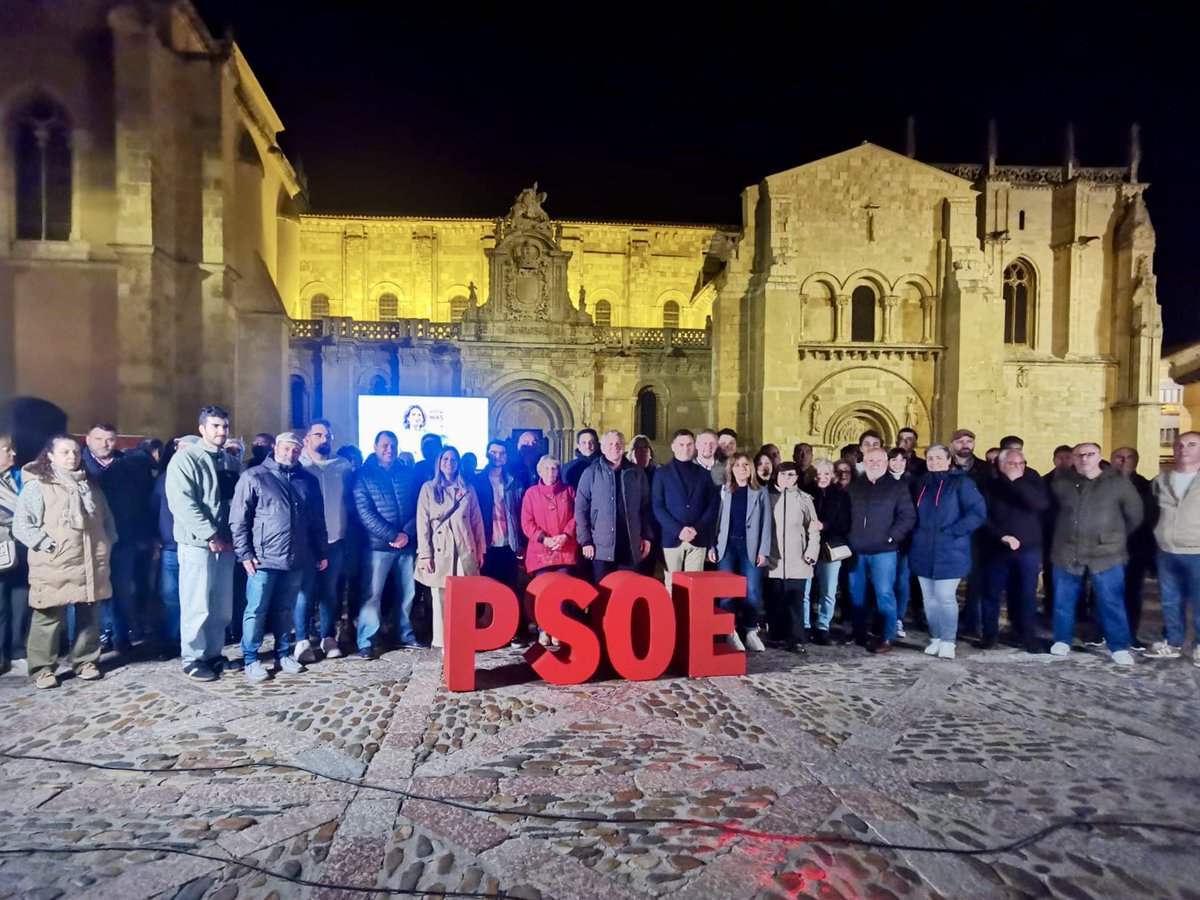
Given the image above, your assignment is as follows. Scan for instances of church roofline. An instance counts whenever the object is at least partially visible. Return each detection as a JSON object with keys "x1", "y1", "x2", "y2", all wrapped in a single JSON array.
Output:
[
  {"x1": 932, "y1": 162, "x2": 1134, "y2": 187},
  {"x1": 755, "y1": 142, "x2": 976, "y2": 189},
  {"x1": 299, "y1": 212, "x2": 740, "y2": 231}
]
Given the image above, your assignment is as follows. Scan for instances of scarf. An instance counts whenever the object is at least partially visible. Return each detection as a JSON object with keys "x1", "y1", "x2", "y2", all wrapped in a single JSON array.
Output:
[
  {"x1": 51, "y1": 465, "x2": 96, "y2": 531},
  {"x1": 0, "y1": 467, "x2": 19, "y2": 530}
]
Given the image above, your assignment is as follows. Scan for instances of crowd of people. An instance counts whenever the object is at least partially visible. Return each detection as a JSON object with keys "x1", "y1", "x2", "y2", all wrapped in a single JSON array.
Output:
[{"x1": 2, "y1": 408, "x2": 1199, "y2": 689}]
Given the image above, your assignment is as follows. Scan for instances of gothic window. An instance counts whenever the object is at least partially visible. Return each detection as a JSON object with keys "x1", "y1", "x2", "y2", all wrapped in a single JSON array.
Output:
[
  {"x1": 310, "y1": 293, "x2": 330, "y2": 318},
  {"x1": 636, "y1": 387, "x2": 659, "y2": 441},
  {"x1": 14, "y1": 96, "x2": 72, "y2": 241},
  {"x1": 663, "y1": 300, "x2": 680, "y2": 329},
  {"x1": 1003, "y1": 260, "x2": 1034, "y2": 346},
  {"x1": 289, "y1": 375, "x2": 308, "y2": 429},
  {"x1": 851, "y1": 286, "x2": 876, "y2": 342},
  {"x1": 594, "y1": 299, "x2": 612, "y2": 327},
  {"x1": 378, "y1": 293, "x2": 399, "y2": 320},
  {"x1": 449, "y1": 295, "x2": 468, "y2": 323}
]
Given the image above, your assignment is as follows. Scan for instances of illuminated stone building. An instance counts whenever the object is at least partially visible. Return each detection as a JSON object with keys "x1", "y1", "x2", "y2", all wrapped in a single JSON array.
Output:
[
  {"x1": 1, "y1": 2, "x2": 1165, "y2": 468},
  {"x1": 0, "y1": 0, "x2": 301, "y2": 445}
]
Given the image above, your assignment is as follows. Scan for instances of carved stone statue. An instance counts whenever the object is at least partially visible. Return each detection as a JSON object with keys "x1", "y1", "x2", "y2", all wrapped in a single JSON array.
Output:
[
  {"x1": 577, "y1": 285, "x2": 587, "y2": 312},
  {"x1": 810, "y1": 395, "x2": 822, "y2": 435},
  {"x1": 904, "y1": 395, "x2": 917, "y2": 427},
  {"x1": 467, "y1": 281, "x2": 478, "y2": 307},
  {"x1": 508, "y1": 183, "x2": 549, "y2": 228},
  {"x1": 1016, "y1": 366, "x2": 1029, "y2": 388}
]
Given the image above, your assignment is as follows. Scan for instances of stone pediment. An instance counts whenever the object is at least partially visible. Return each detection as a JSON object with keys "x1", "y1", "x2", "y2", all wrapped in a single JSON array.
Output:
[
  {"x1": 759, "y1": 142, "x2": 975, "y2": 194},
  {"x1": 465, "y1": 184, "x2": 591, "y2": 339}
]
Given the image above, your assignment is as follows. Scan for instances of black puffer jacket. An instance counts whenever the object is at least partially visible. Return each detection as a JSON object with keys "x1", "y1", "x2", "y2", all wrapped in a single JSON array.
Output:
[
  {"x1": 982, "y1": 469, "x2": 1050, "y2": 551},
  {"x1": 846, "y1": 474, "x2": 916, "y2": 555},
  {"x1": 353, "y1": 455, "x2": 418, "y2": 552},
  {"x1": 230, "y1": 458, "x2": 328, "y2": 570},
  {"x1": 805, "y1": 483, "x2": 851, "y2": 546}
]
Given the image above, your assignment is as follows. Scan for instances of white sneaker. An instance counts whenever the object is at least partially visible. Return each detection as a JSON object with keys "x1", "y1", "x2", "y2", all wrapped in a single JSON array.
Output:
[
  {"x1": 293, "y1": 639, "x2": 317, "y2": 664},
  {"x1": 9, "y1": 658, "x2": 28, "y2": 676},
  {"x1": 1142, "y1": 641, "x2": 1181, "y2": 659},
  {"x1": 725, "y1": 632, "x2": 746, "y2": 652},
  {"x1": 1111, "y1": 650, "x2": 1135, "y2": 667},
  {"x1": 744, "y1": 630, "x2": 765, "y2": 652},
  {"x1": 895, "y1": 621, "x2": 907, "y2": 639},
  {"x1": 937, "y1": 642, "x2": 956, "y2": 660},
  {"x1": 321, "y1": 637, "x2": 342, "y2": 659},
  {"x1": 1049, "y1": 641, "x2": 1071, "y2": 657},
  {"x1": 923, "y1": 639, "x2": 941, "y2": 656}
]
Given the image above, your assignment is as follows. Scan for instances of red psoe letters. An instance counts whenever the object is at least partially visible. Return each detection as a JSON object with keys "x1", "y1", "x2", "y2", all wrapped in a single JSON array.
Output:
[
  {"x1": 443, "y1": 575, "x2": 520, "y2": 691},
  {"x1": 598, "y1": 572, "x2": 676, "y2": 681},
  {"x1": 523, "y1": 572, "x2": 602, "y2": 684},
  {"x1": 670, "y1": 571, "x2": 747, "y2": 678}
]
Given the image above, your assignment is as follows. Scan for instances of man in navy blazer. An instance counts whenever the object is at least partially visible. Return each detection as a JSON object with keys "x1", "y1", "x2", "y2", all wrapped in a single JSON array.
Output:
[{"x1": 652, "y1": 429, "x2": 720, "y2": 590}]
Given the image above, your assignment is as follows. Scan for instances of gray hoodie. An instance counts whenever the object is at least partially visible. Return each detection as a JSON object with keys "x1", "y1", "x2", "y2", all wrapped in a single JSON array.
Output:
[
  {"x1": 165, "y1": 441, "x2": 242, "y2": 548},
  {"x1": 300, "y1": 450, "x2": 354, "y2": 543}
]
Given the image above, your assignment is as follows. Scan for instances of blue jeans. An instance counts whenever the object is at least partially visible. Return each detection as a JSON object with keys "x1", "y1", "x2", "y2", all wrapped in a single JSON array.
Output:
[
  {"x1": 847, "y1": 551, "x2": 898, "y2": 641},
  {"x1": 100, "y1": 540, "x2": 138, "y2": 645},
  {"x1": 895, "y1": 551, "x2": 912, "y2": 621},
  {"x1": 985, "y1": 547, "x2": 1041, "y2": 648},
  {"x1": 159, "y1": 548, "x2": 180, "y2": 649},
  {"x1": 1052, "y1": 564, "x2": 1131, "y2": 652},
  {"x1": 717, "y1": 545, "x2": 763, "y2": 631},
  {"x1": 918, "y1": 576, "x2": 960, "y2": 642},
  {"x1": 241, "y1": 567, "x2": 303, "y2": 664},
  {"x1": 296, "y1": 540, "x2": 346, "y2": 642},
  {"x1": 1156, "y1": 551, "x2": 1200, "y2": 647},
  {"x1": 813, "y1": 560, "x2": 841, "y2": 631},
  {"x1": 360, "y1": 550, "x2": 416, "y2": 649}
]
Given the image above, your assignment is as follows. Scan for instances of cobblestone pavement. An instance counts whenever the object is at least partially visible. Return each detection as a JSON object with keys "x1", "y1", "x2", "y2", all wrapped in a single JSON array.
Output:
[{"x1": 1, "y1": 616, "x2": 1199, "y2": 899}]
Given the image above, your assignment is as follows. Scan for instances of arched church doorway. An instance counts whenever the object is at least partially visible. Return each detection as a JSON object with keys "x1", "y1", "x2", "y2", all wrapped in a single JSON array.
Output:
[
  {"x1": 488, "y1": 379, "x2": 576, "y2": 461},
  {"x1": 824, "y1": 403, "x2": 896, "y2": 449}
]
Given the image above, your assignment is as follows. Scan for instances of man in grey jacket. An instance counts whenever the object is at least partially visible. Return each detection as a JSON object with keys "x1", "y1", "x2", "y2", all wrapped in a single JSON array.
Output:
[
  {"x1": 1049, "y1": 442, "x2": 1143, "y2": 666},
  {"x1": 1146, "y1": 431, "x2": 1200, "y2": 664},
  {"x1": 231, "y1": 432, "x2": 328, "y2": 681},
  {"x1": 165, "y1": 406, "x2": 242, "y2": 682},
  {"x1": 575, "y1": 430, "x2": 653, "y2": 583},
  {"x1": 295, "y1": 419, "x2": 355, "y2": 662}
]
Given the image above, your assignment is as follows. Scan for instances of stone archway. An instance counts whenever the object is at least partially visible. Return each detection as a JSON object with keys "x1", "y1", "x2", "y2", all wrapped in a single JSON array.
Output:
[
  {"x1": 489, "y1": 378, "x2": 576, "y2": 461},
  {"x1": 824, "y1": 402, "x2": 897, "y2": 449}
]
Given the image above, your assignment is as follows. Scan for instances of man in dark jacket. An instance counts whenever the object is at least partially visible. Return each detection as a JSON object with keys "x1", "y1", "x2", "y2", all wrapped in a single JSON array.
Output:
[
  {"x1": 230, "y1": 432, "x2": 328, "y2": 681},
  {"x1": 845, "y1": 448, "x2": 917, "y2": 651},
  {"x1": 576, "y1": 430, "x2": 653, "y2": 583},
  {"x1": 353, "y1": 430, "x2": 422, "y2": 656},
  {"x1": 1111, "y1": 446, "x2": 1158, "y2": 647},
  {"x1": 562, "y1": 429, "x2": 599, "y2": 490},
  {"x1": 652, "y1": 429, "x2": 719, "y2": 591},
  {"x1": 475, "y1": 440, "x2": 525, "y2": 595},
  {"x1": 981, "y1": 449, "x2": 1050, "y2": 652},
  {"x1": 1049, "y1": 442, "x2": 1143, "y2": 665},
  {"x1": 83, "y1": 423, "x2": 155, "y2": 655}
]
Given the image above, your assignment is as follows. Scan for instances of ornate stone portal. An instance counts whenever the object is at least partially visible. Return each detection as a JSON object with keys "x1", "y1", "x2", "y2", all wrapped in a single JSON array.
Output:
[{"x1": 463, "y1": 184, "x2": 591, "y2": 339}]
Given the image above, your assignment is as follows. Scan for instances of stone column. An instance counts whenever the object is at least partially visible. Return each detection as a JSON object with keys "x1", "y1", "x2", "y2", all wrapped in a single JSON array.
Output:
[
  {"x1": 796, "y1": 293, "x2": 808, "y2": 341},
  {"x1": 881, "y1": 294, "x2": 900, "y2": 343},
  {"x1": 920, "y1": 295, "x2": 937, "y2": 344},
  {"x1": 834, "y1": 294, "x2": 851, "y2": 341}
]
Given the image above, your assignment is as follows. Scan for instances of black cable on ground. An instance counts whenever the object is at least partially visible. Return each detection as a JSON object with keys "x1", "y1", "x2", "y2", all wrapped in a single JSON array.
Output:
[{"x1": 2, "y1": 750, "x2": 1199, "y2": 861}]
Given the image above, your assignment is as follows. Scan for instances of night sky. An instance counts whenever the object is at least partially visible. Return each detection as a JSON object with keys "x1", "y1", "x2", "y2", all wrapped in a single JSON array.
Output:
[{"x1": 193, "y1": 1, "x2": 1198, "y2": 346}]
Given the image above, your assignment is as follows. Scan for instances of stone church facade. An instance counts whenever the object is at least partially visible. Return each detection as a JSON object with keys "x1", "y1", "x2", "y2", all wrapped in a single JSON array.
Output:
[{"x1": 1, "y1": 1, "x2": 1163, "y2": 468}]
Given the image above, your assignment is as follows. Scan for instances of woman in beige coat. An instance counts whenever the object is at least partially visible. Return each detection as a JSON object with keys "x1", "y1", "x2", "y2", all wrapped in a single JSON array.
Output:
[
  {"x1": 12, "y1": 434, "x2": 117, "y2": 688},
  {"x1": 415, "y1": 446, "x2": 486, "y2": 648},
  {"x1": 766, "y1": 462, "x2": 821, "y2": 653}
]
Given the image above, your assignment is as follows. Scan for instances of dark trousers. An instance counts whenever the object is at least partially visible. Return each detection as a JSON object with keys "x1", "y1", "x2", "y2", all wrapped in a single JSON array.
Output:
[
  {"x1": 591, "y1": 558, "x2": 639, "y2": 583},
  {"x1": 483, "y1": 546, "x2": 524, "y2": 634},
  {"x1": 0, "y1": 562, "x2": 31, "y2": 665},
  {"x1": 984, "y1": 546, "x2": 1041, "y2": 650},
  {"x1": 959, "y1": 537, "x2": 987, "y2": 634},
  {"x1": 766, "y1": 578, "x2": 809, "y2": 645},
  {"x1": 1124, "y1": 556, "x2": 1149, "y2": 641}
]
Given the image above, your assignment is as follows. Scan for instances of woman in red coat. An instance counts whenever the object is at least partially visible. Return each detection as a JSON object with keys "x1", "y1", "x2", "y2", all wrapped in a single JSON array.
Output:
[{"x1": 520, "y1": 455, "x2": 579, "y2": 648}]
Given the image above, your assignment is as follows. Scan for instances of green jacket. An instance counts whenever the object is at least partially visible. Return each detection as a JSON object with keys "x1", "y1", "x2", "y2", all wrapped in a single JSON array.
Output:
[
  {"x1": 1050, "y1": 468, "x2": 1143, "y2": 574},
  {"x1": 1152, "y1": 470, "x2": 1200, "y2": 554},
  {"x1": 165, "y1": 442, "x2": 241, "y2": 547}
]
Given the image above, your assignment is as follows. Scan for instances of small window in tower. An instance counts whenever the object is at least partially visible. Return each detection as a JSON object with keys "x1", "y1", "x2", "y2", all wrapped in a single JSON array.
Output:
[
  {"x1": 378, "y1": 293, "x2": 399, "y2": 320},
  {"x1": 850, "y1": 286, "x2": 876, "y2": 342},
  {"x1": 15, "y1": 96, "x2": 72, "y2": 241},
  {"x1": 594, "y1": 299, "x2": 612, "y2": 327},
  {"x1": 663, "y1": 300, "x2": 680, "y2": 329},
  {"x1": 310, "y1": 293, "x2": 331, "y2": 318},
  {"x1": 1018, "y1": 210, "x2": 1026, "y2": 231}
]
